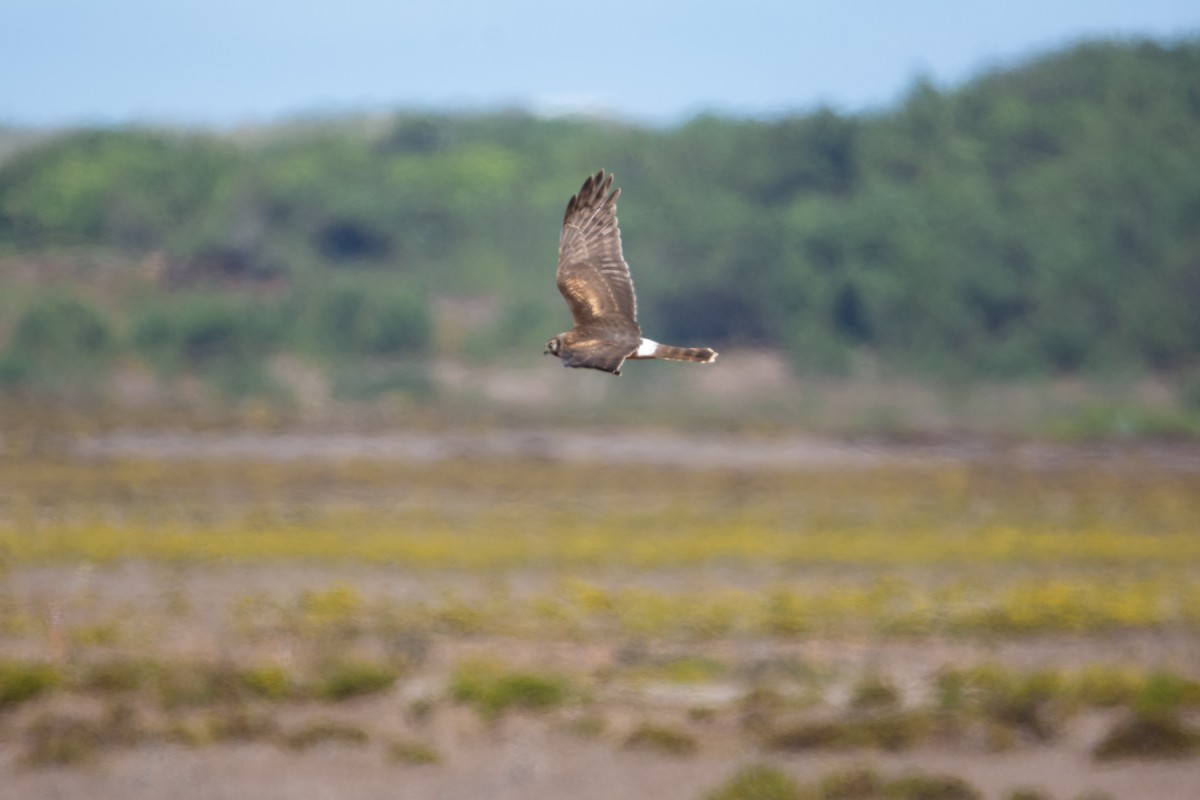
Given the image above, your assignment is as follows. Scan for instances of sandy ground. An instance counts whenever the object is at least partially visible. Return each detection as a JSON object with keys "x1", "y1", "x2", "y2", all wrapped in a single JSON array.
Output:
[
  {"x1": 4, "y1": 433, "x2": 1199, "y2": 798},
  {"x1": 4, "y1": 563, "x2": 1200, "y2": 800},
  {"x1": 4, "y1": 693, "x2": 1199, "y2": 800}
]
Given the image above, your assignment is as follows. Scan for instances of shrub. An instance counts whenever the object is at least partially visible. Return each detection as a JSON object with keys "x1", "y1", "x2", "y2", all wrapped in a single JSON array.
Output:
[
  {"x1": 636, "y1": 655, "x2": 727, "y2": 684},
  {"x1": 817, "y1": 765, "x2": 885, "y2": 799},
  {"x1": 1133, "y1": 672, "x2": 1200, "y2": 717},
  {"x1": 310, "y1": 279, "x2": 431, "y2": 357},
  {"x1": 280, "y1": 719, "x2": 370, "y2": 750},
  {"x1": 203, "y1": 706, "x2": 279, "y2": 742},
  {"x1": 936, "y1": 665, "x2": 1064, "y2": 742},
  {"x1": 294, "y1": 583, "x2": 365, "y2": 637},
  {"x1": 984, "y1": 670, "x2": 1064, "y2": 742},
  {"x1": 0, "y1": 293, "x2": 113, "y2": 390},
  {"x1": 131, "y1": 294, "x2": 284, "y2": 395},
  {"x1": 239, "y1": 663, "x2": 295, "y2": 701},
  {"x1": 78, "y1": 658, "x2": 160, "y2": 694},
  {"x1": 1092, "y1": 712, "x2": 1200, "y2": 761},
  {"x1": 0, "y1": 660, "x2": 60, "y2": 708},
  {"x1": 405, "y1": 696, "x2": 437, "y2": 723},
  {"x1": 706, "y1": 763, "x2": 802, "y2": 800},
  {"x1": 623, "y1": 722, "x2": 698, "y2": 756},
  {"x1": 1005, "y1": 790, "x2": 1053, "y2": 800},
  {"x1": 313, "y1": 658, "x2": 399, "y2": 701},
  {"x1": 765, "y1": 712, "x2": 930, "y2": 753},
  {"x1": 449, "y1": 660, "x2": 574, "y2": 719},
  {"x1": 155, "y1": 661, "x2": 244, "y2": 709},
  {"x1": 766, "y1": 719, "x2": 848, "y2": 751},
  {"x1": 850, "y1": 674, "x2": 901, "y2": 711},
  {"x1": 885, "y1": 773, "x2": 981, "y2": 800},
  {"x1": 1071, "y1": 665, "x2": 1140, "y2": 708},
  {"x1": 21, "y1": 712, "x2": 104, "y2": 765}
]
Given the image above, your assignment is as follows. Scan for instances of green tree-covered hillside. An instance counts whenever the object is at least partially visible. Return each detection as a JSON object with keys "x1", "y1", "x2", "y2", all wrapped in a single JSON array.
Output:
[{"x1": 1, "y1": 38, "x2": 1198, "y2": 398}]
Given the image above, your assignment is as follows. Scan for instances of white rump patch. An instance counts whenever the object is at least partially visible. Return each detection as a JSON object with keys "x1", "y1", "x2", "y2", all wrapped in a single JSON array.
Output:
[{"x1": 636, "y1": 338, "x2": 659, "y2": 357}]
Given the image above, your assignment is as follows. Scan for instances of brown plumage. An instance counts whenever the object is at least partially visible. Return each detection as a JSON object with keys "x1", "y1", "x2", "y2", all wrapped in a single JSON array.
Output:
[{"x1": 544, "y1": 170, "x2": 718, "y2": 376}]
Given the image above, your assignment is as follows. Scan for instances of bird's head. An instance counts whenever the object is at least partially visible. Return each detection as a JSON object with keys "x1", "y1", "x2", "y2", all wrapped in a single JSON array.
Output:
[{"x1": 544, "y1": 337, "x2": 562, "y2": 356}]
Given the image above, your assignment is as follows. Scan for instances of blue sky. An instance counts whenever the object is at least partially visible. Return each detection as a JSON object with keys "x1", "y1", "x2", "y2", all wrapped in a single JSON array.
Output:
[{"x1": 2, "y1": 0, "x2": 1197, "y2": 127}]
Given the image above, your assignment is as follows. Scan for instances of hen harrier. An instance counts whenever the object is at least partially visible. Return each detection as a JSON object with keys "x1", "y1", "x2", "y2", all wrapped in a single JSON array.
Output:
[{"x1": 544, "y1": 170, "x2": 718, "y2": 376}]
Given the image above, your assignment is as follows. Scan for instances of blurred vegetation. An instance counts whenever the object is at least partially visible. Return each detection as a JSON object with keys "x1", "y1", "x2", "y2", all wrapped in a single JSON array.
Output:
[
  {"x1": 1, "y1": 39, "x2": 1198, "y2": 405},
  {"x1": 449, "y1": 658, "x2": 577, "y2": 719},
  {"x1": 4, "y1": 453, "x2": 1199, "y2": 640},
  {"x1": 2, "y1": 447, "x2": 1199, "y2": 775}
]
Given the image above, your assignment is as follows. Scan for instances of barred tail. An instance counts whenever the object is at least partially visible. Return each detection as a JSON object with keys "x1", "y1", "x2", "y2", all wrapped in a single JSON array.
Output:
[{"x1": 652, "y1": 343, "x2": 718, "y2": 363}]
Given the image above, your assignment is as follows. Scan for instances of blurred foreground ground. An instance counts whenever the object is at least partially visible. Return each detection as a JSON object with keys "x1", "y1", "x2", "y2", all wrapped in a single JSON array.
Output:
[{"x1": 1, "y1": 421, "x2": 1199, "y2": 799}]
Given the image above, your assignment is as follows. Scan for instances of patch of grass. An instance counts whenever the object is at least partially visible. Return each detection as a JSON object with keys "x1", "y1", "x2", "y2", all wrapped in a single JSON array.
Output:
[
  {"x1": 163, "y1": 705, "x2": 279, "y2": 745},
  {"x1": 386, "y1": 737, "x2": 442, "y2": 765},
  {"x1": 765, "y1": 710, "x2": 932, "y2": 753},
  {"x1": 816, "y1": 765, "x2": 885, "y2": 799},
  {"x1": 295, "y1": 584, "x2": 366, "y2": 638},
  {"x1": 766, "y1": 718, "x2": 848, "y2": 751},
  {"x1": 67, "y1": 620, "x2": 125, "y2": 646},
  {"x1": 21, "y1": 712, "x2": 105, "y2": 765},
  {"x1": 1070, "y1": 665, "x2": 1140, "y2": 708},
  {"x1": 856, "y1": 711, "x2": 933, "y2": 751},
  {"x1": 1133, "y1": 671, "x2": 1200, "y2": 716},
  {"x1": 1053, "y1": 405, "x2": 1200, "y2": 442},
  {"x1": 849, "y1": 673, "x2": 901, "y2": 711},
  {"x1": 739, "y1": 685, "x2": 792, "y2": 735},
  {"x1": 238, "y1": 663, "x2": 296, "y2": 701},
  {"x1": 1092, "y1": 712, "x2": 1200, "y2": 761},
  {"x1": 203, "y1": 705, "x2": 280, "y2": 742},
  {"x1": 885, "y1": 772, "x2": 981, "y2": 800},
  {"x1": 312, "y1": 658, "x2": 399, "y2": 701},
  {"x1": 935, "y1": 665, "x2": 1065, "y2": 743},
  {"x1": 631, "y1": 654, "x2": 728, "y2": 684},
  {"x1": 1004, "y1": 790, "x2": 1053, "y2": 800},
  {"x1": 706, "y1": 763, "x2": 803, "y2": 800},
  {"x1": 623, "y1": 722, "x2": 698, "y2": 756},
  {"x1": 449, "y1": 659, "x2": 575, "y2": 719},
  {"x1": 709, "y1": 764, "x2": 984, "y2": 800},
  {"x1": 280, "y1": 719, "x2": 370, "y2": 750},
  {"x1": 155, "y1": 661, "x2": 244, "y2": 709},
  {"x1": 405, "y1": 696, "x2": 437, "y2": 724},
  {"x1": 932, "y1": 663, "x2": 1200, "y2": 752},
  {"x1": 980, "y1": 669, "x2": 1064, "y2": 742},
  {"x1": 19, "y1": 701, "x2": 147, "y2": 766},
  {"x1": 0, "y1": 660, "x2": 59, "y2": 708},
  {"x1": 78, "y1": 657, "x2": 159, "y2": 694}
]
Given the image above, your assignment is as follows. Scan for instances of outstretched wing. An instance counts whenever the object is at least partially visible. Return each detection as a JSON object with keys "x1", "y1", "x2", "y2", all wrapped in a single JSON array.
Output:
[{"x1": 556, "y1": 170, "x2": 640, "y2": 336}]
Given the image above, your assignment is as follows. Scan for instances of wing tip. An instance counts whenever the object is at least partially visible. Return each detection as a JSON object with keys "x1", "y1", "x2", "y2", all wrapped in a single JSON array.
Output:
[{"x1": 564, "y1": 169, "x2": 619, "y2": 224}]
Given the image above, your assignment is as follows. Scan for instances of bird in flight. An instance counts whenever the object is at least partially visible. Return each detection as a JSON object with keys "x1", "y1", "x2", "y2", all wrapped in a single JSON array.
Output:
[{"x1": 544, "y1": 170, "x2": 719, "y2": 376}]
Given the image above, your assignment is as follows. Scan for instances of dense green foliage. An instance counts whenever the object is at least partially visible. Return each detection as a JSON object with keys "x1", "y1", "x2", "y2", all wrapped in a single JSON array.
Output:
[{"x1": 1, "y1": 39, "x2": 1198, "y2": 396}]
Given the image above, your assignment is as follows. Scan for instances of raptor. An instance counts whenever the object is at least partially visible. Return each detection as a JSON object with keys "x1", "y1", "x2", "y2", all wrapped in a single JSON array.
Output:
[{"x1": 545, "y1": 170, "x2": 718, "y2": 376}]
